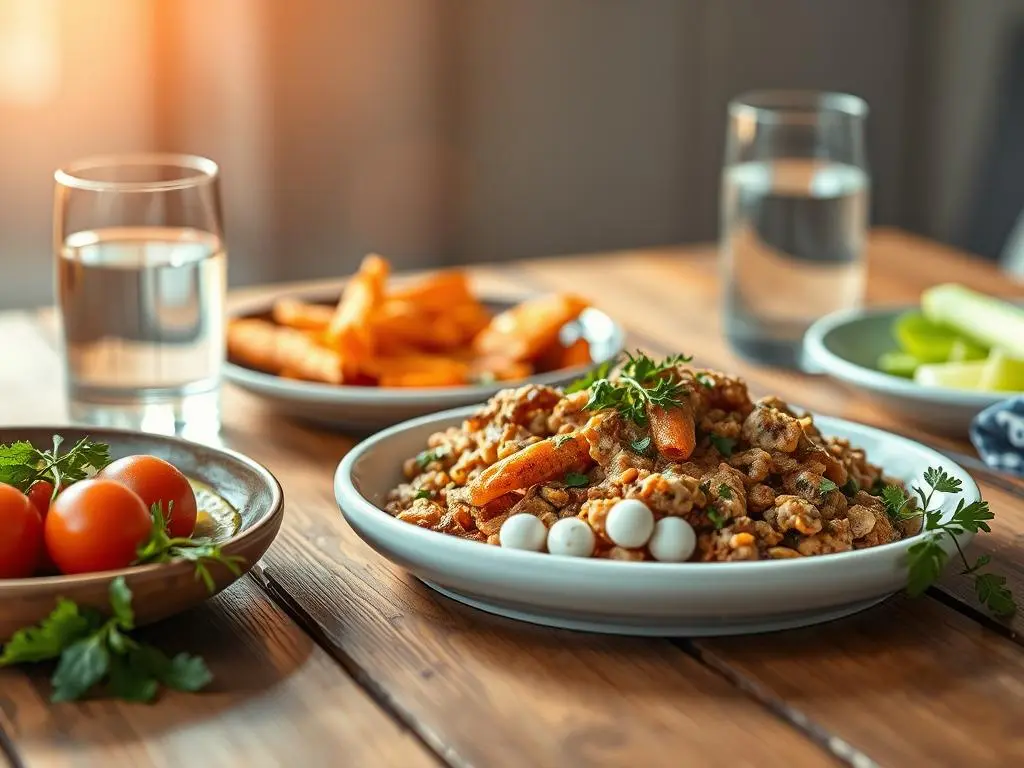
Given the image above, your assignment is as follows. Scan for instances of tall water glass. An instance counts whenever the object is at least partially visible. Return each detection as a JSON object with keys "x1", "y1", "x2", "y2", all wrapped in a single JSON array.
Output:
[
  {"x1": 720, "y1": 91, "x2": 868, "y2": 368},
  {"x1": 54, "y1": 154, "x2": 226, "y2": 438}
]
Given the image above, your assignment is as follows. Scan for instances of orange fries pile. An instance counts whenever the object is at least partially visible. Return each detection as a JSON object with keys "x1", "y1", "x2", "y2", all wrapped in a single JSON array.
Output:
[{"x1": 227, "y1": 254, "x2": 593, "y2": 388}]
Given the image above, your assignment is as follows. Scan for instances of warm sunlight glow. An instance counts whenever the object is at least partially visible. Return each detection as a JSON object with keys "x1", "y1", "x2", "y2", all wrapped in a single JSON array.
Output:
[{"x1": 0, "y1": 0, "x2": 60, "y2": 105}]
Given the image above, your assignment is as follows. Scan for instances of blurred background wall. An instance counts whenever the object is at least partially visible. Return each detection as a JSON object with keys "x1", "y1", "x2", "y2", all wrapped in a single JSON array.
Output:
[{"x1": 1, "y1": 0, "x2": 1022, "y2": 308}]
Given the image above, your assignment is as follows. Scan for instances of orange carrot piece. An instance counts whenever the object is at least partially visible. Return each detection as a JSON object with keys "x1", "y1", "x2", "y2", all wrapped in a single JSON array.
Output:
[
  {"x1": 467, "y1": 433, "x2": 591, "y2": 506},
  {"x1": 325, "y1": 254, "x2": 390, "y2": 365},
  {"x1": 387, "y1": 271, "x2": 475, "y2": 311},
  {"x1": 648, "y1": 404, "x2": 696, "y2": 461},
  {"x1": 272, "y1": 298, "x2": 334, "y2": 331},
  {"x1": 473, "y1": 293, "x2": 590, "y2": 362}
]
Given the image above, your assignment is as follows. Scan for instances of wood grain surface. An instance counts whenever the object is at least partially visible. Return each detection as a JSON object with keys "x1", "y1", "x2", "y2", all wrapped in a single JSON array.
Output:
[{"x1": 2, "y1": 228, "x2": 1023, "y2": 767}]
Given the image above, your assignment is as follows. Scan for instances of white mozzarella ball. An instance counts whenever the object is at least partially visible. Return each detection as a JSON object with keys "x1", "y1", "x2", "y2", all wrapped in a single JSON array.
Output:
[
  {"x1": 648, "y1": 517, "x2": 697, "y2": 562},
  {"x1": 499, "y1": 514, "x2": 547, "y2": 551},
  {"x1": 605, "y1": 499, "x2": 655, "y2": 549},
  {"x1": 546, "y1": 517, "x2": 596, "y2": 558}
]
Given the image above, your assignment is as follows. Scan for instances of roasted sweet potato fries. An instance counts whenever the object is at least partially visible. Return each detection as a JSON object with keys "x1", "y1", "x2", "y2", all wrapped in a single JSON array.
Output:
[{"x1": 227, "y1": 254, "x2": 593, "y2": 388}]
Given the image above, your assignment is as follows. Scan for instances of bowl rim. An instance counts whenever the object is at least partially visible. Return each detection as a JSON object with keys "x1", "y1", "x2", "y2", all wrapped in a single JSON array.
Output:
[
  {"x1": 224, "y1": 289, "x2": 626, "y2": 404},
  {"x1": 0, "y1": 425, "x2": 284, "y2": 592},
  {"x1": 804, "y1": 304, "x2": 1019, "y2": 405},
  {"x1": 335, "y1": 405, "x2": 977, "y2": 576}
]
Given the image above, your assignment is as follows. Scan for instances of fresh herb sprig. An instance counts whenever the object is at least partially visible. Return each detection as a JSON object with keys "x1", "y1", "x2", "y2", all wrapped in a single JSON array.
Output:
[
  {"x1": 0, "y1": 436, "x2": 110, "y2": 496},
  {"x1": 135, "y1": 503, "x2": 245, "y2": 594},
  {"x1": 883, "y1": 467, "x2": 1014, "y2": 617},
  {"x1": 0, "y1": 577, "x2": 211, "y2": 702},
  {"x1": 566, "y1": 352, "x2": 693, "y2": 426}
]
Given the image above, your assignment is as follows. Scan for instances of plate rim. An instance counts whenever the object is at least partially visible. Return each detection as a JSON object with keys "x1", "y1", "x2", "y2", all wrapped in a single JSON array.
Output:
[{"x1": 0, "y1": 424, "x2": 285, "y2": 593}]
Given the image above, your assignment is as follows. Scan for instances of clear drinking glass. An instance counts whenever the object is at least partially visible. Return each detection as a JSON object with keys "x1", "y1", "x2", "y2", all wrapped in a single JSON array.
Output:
[
  {"x1": 720, "y1": 91, "x2": 869, "y2": 369},
  {"x1": 54, "y1": 154, "x2": 227, "y2": 439}
]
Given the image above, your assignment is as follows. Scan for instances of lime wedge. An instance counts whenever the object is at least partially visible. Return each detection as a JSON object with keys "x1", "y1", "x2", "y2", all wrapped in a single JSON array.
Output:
[
  {"x1": 878, "y1": 351, "x2": 920, "y2": 378},
  {"x1": 893, "y1": 311, "x2": 960, "y2": 363},
  {"x1": 947, "y1": 337, "x2": 988, "y2": 362},
  {"x1": 979, "y1": 349, "x2": 1024, "y2": 392},
  {"x1": 913, "y1": 360, "x2": 988, "y2": 390}
]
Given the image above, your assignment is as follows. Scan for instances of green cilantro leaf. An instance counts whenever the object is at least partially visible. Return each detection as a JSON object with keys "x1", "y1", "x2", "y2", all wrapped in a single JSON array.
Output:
[
  {"x1": 896, "y1": 466, "x2": 1015, "y2": 617},
  {"x1": 109, "y1": 577, "x2": 135, "y2": 630},
  {"x1": 707, "y1": 508, "x2": 727, "y2": 530},
  {"x1": 630, "y1": 436, "x2": 652, "y2": 454},
  {"x1": 413, "y1": 489, "x2": 435, "y2": 500},
  {"x1": 0, "y1": 440, "x2": 38, "y2": 489},
  {"x1": 905, "y1": 535, "x2": 947, "y2": 597},
  {"x1": 107, "y1": 653, "x2": 159, "y2": 703},
  {"x1": 717, "y1": 483, "x2": 732, "y2": 500},
  {"x1": 819, "y1": 478, "x2": 839, "y2": 494},
  {"x1": 570, "y1": 351, "x2": 692, "y2": 426},
  {"x1": 161, "y1": 653, "x2": 214, "y2": 692},
  {"x1": 563, "y1": 471, "x2": 590, "y2": 488},
  {"x1": 976, "y1": 572, "x2": 1016, "y2": 617},
  {"x1": 695, "y1": 372, "x2": 716, "y2": 389},
  {"x1": 708, "y1": 435, "x2": 736, "y2": 457},
  {"x1": 565, "y1": 358, "x2": 617, "y2": 394},
  {"x1": 554, "y1": 434, "x2": 576, "y2": 448},
  {"x1": 51, "y1": 634, "x2": 111, "y2": 702},
  {"x1": 415, "y1": 446, "x2": 449, "y2": 469},
  {"x1": 0, "y1": 599, "x2": 98, "y2": 665},
  {"x1": 923, "y1": 467, "x2": 962, "y2": 494}
]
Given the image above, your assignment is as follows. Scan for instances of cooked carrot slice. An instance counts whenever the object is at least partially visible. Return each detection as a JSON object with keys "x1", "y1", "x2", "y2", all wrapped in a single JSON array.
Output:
[
  {"x1": 648, "y1": 404, "x2": 696, "y2": 461},
  {"x1": 387, "y1": 271, "x2": 475, "y2": 311},
  {"x1": 271, "y1": 298, "x2": 334, "y2": 331},
  {"x1": 467, "y1": 433, "x2": 591, "y2": 506},
  {"x1": 473, "y1": 294, "x2": 590, "y2": 362},
  {"x1": 325, "y1": 254, "x2": 389, "y2": 367}
]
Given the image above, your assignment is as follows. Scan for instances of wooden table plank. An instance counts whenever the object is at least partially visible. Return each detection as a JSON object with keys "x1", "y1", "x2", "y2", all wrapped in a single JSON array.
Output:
[{"x1": 0, "y1": 320, "x2": 437, "y2": 768}]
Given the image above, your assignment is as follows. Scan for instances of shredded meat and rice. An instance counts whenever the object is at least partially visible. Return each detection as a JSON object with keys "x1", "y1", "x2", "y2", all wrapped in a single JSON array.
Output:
[{"x1": 386, "y1": 366, "x2": 915, "y2": 561}]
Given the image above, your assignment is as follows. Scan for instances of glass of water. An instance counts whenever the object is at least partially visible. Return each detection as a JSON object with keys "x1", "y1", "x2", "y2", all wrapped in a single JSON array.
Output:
[
  {"x1": 720, "y1": 91, "x2": 868, "y2": 368},
  {"x1": 54, "y1": 154, "x2": 227, "y2": 438}
]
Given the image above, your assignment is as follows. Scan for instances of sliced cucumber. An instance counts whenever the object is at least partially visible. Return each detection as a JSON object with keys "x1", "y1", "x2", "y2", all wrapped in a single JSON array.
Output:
[
  {"x1": 922, "y1": 284, "x2": 1024, "y2": 357},
  {"x1": 878, "y1": 350, "x2": 920, "y2": 378},
  {"x1": 979, "y1": 349, "x2": 1024, "y2": 392},
  {"x1": 913, "y1": 360, "x2": 988, "y2": 390}
]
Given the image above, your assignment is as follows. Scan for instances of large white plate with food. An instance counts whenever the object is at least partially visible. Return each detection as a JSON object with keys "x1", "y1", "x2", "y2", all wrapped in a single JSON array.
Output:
[
  {"x1": 225, "y1": 255, "x2": 625, "y2": 431},
  {"x1": 334, "y1": 358, "x2": 994, "y2": 635}
]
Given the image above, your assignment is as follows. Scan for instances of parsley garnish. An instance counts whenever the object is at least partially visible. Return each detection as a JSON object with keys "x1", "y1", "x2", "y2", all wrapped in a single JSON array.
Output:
[
  {"x1": 554, "y1": 434, "x2": 576, "y2": 448},
  {"x1": 630, "y1": 436, "x2": 652, "y2": 454},
  {"x1": 567, "y1": 351, "x2": 692, "y2": 426},
  {"x1": 0, "y1": 577, "x2": 211, "y2": 702},
  {"x1": 413, "y1": 489, "x2": 435, "y2": 500},
  {"x1": 415, "y1": 446, "x2": 449, "y2": 469},
  {"x1": 695, "y1": 372, "x2": 716, "y2": 389},
  {"x1": 0, "y1": 436, "x2": 110, "y2": 495},
  {"x1": 135, "y1": 503, "x2": 245, "y2": 594},
  {"x1": 707, "y1": 508, "x2": 727, "y2": 530},
  {"x1": 708, "y1": 434, "x2": 736, "y2": 457},
  {"x1": 563, "y1": 471, "x2": 590, "y2": 488},
  {"x1": 883, "y1": 467, "x2": 1013, "y2": 617},
  {"x1": 717, "y1": 483, "x2": 732, "y2": 500},
  {"x1": 819, "y1": 478, "x2": 839, "y2": 494}
]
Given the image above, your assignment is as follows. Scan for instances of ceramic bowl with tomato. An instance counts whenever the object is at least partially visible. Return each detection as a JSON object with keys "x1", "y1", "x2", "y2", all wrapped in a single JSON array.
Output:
[{"x1": 0, "y1": 427, "x2": 283, "y2": 640}]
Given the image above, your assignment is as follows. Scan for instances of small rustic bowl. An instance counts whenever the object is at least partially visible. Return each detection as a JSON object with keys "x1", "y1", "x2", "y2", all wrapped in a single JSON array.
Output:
[
  {"x1": 0, "y1": 426, "x2": 284, "y2": 641},
  {"x1": 803, "y1": 306, "x2": 1017, "y2": 437},
  {"x1": 224, "y1": 290, "x2": 626, "y2": 432}
]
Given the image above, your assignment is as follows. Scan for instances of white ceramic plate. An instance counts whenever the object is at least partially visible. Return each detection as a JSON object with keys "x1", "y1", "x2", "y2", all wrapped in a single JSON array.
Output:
[
  {"x1": 334, "y1": 406, "x2": 978, "y2": 636},
  {"x1": 225, "y1": 291, "x2": 625, "y2": 432},
  {"x1": 804, "y1": 305, "x2": 1019, "y2": 436}
]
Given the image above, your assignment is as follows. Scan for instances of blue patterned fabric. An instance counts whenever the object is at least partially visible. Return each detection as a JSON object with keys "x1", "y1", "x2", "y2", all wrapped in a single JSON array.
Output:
[{"x1": 971, "y1": 396, "x2": 1024, "y2": 476}]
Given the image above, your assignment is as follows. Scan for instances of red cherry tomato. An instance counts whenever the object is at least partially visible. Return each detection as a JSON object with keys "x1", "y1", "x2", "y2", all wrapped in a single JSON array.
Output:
[
  {"x1": 0, "y1": 482, "x2": 44, "y2": 578},
  {"x1": 26, "y1": 480, "x2": 55, "y2": 518},
  {"x1": 99, "y1": 455, "x2": 197, "y2": 538},
  {"x1": 45, "y1": 479, "x2": 152, "y2": 574}
]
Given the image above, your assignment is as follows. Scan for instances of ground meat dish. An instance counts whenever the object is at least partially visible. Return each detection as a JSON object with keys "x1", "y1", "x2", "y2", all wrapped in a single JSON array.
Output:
[{"x1": 386, "y1": 363, "x2": 914, "y2": 561}]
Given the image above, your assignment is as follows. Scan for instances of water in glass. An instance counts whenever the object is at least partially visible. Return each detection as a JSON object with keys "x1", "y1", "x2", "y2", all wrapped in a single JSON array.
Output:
[
  {"x1": 721, "y1": 157, "x2": 867, "y2": 368},
  {"x1": 58, "y1": 226, "x2": 226, "y2": 436}
]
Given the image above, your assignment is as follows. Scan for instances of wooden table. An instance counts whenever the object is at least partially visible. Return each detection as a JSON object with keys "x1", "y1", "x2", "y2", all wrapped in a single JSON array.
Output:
[{"x1": 2, "y1": 228, "x2": 1023, "y2": 767}]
